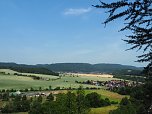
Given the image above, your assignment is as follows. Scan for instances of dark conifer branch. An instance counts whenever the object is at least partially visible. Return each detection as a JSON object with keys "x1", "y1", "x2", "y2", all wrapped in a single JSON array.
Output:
[{"x1": 94, "y1": 0, "x2": 152, "y2": 75}]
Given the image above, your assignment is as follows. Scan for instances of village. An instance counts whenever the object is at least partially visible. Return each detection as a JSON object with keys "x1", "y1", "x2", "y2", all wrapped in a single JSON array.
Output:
[{"x1": 75, "y1": 79, "x2": 143, "y2": 91}]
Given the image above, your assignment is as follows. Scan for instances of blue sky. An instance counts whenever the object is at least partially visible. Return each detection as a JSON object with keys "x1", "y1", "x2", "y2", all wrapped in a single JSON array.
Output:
[{"x1": 0, "y1": 0, "x2": 146, "y2": 67}]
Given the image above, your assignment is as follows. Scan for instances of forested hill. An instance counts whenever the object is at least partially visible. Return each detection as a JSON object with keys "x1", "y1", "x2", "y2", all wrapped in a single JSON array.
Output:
[
  {"x1": 0, "y1": 62, "x2": 59, "y2": 76},
  {"x1": 0, "y1": 62, "x2": 143, "y2": 75},
  {"x1": 37, "y1": 63, "x2": 143, "y2": 75}
]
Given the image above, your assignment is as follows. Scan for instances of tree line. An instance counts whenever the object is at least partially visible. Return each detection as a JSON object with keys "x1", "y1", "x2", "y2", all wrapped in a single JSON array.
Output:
[{"x1": 0, "y1": 88, "x2": 117, "y2": 114}]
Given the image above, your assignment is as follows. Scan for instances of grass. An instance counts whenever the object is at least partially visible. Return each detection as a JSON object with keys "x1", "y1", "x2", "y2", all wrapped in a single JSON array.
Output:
[
  {"x1": 0, "y1": 69, "x2": 58, "y2": 79},
  {"x1": 72, "y1": 89, "x2": 127, "y2": 103},
  {"x1": 84, "y1": 89, "x2": 128, "y2": 102},
  {"x1": 89, "y1": 105, "x2": 118, "y2": 114},
  {"x1": 54, "y1": 89, "x2": 127, "y2": 103},
  {"x1": 0, "y1": 69, "x2": 18, "y2": 74},
  {"x1": 0, "y1": 75, "x2": 106, "y2": 90},
  {"x1": 0, "y1": 69, "x2": 120, "y2": 90},
  {"x1": 13, "y1": 112, "x2": 28, "y2": 114}
]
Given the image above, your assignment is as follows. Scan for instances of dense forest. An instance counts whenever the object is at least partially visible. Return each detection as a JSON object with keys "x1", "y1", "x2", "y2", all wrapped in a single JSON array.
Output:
[{"x1": 38, "y1": 63, "x2": 143, "y2": 75}]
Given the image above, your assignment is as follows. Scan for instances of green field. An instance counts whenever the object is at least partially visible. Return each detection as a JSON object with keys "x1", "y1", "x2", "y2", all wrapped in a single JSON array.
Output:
[
  {"x1": 89, "y1": 105, "x2": 118, "y2": 114},
  {"x1": 13, "y1": 113, "x2": 28, "y2": 114},
  {"x1": 0, "y1": 69, "x2": 58, "y2": 79},
  {"x1": 83, "y1": 90, "x2": 128, "y2": 102},
  {"x1": 0, "y1": 69, "x2": 119, "y2": 90}
]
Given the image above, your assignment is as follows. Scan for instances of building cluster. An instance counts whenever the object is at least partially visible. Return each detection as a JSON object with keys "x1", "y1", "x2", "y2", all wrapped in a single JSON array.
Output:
[
  {"x1": 9, "y1": 90, "x2": 63, "y2": 98},
  {"x1": 104, "y1": 80, "x2": 138, "y2": 90},
  {"x1": 76, "y1": 79, "x2": 142, "y2": 90}
]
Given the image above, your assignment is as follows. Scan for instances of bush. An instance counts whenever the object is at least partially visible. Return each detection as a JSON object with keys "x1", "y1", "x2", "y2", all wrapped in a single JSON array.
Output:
[
  {"x1": 54, "y1": 87, "x2": 60, "y2": 90},
  {"x1": 111, "y1": 101, "x2": 118, "y2": 104}
]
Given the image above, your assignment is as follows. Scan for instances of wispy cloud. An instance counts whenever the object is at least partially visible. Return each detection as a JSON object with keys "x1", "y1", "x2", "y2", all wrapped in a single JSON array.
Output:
[{"x1": 63, "y1": 8, "x2": 92, "y2": 16}]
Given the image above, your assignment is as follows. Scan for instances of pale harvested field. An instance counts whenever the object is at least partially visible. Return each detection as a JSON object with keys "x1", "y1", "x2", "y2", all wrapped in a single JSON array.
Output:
[{"x1": 70, "y1": 73, "x2": 113, "y2": 78}]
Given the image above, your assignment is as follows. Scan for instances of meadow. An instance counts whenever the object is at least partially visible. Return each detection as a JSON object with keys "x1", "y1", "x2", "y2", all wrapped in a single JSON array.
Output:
[
  {"x1": 0, "y1": 69, "x2": 119, "y2": 90},
  {"x1": 83, "y1": 89, "x2": 128, "y2": 102},
  {"x1": 89, "y1": 105, "x2": 118, "y2": 114}
]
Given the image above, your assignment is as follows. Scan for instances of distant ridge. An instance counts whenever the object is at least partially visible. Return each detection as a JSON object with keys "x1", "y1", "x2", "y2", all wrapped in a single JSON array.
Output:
[
  {"x1": 0, "y1": 62, "x2": 143, "y2": 75},
  {"x1": 37, "y1": 63, "x2": 143, "y2": 75},
  {"x1": 0, "y1": 62, "x2": 59, "y2": 76}
]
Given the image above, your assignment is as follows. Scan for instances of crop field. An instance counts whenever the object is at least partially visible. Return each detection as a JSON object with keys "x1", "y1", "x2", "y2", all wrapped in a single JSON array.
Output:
[
  {"x1": 70, "y1": 73, "x2": 113, "y2": 78},
  {"x1": 0, "y1": 69, "x2": 119, "y2": 90}
]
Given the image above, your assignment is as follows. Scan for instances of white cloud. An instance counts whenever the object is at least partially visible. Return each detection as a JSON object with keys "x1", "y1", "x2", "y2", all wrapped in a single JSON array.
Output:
[{"x1": 63, "y1": 8, "x2": 92, "y2": 16}]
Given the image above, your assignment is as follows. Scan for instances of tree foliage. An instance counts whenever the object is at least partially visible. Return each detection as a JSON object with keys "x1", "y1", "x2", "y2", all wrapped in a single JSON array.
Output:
[
  {"x1": 93, "y1": 0, "x2": 152, "y2": 76},
  {"x1": 1, "y1": 90, "x2": 112, "y2": 114}
]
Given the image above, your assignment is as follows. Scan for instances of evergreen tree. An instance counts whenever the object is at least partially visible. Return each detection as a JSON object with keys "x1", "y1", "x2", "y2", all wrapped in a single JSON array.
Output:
[
  {"x1": 93, "y1": 1, "x2": 152, "y2": 113},
  {"x1": 93, "y1": 0, "x2": 152, "y2": 76}
]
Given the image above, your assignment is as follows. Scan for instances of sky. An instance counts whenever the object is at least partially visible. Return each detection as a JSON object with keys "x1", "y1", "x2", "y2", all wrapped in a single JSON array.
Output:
[{"x1": 0, "y1": 0, "x2": 147, "y2": 67}]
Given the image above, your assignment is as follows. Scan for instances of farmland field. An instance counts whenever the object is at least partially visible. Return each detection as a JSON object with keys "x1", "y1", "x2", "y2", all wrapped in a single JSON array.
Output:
[
  {"x1": 0, "y1": 69, "x2": 119, "y2": 90},
  {"x1": 70, "y1": 73, "x2": 113, "y2": 78},
  {"x1": 0, "y1": 69, "x2": 58, "y2": 79}
]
